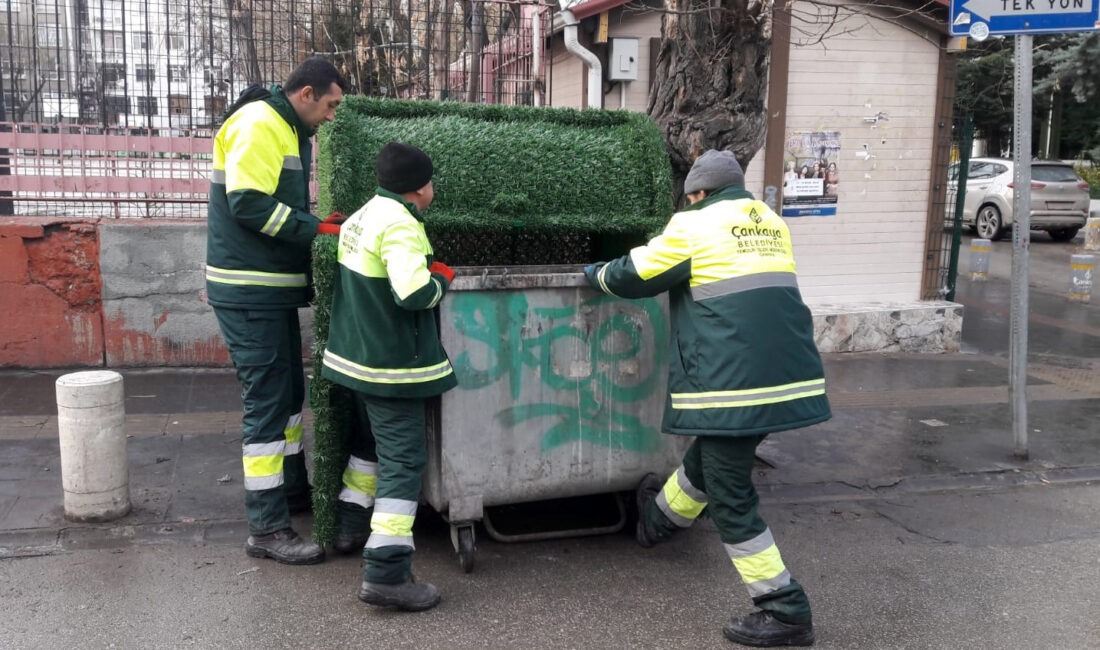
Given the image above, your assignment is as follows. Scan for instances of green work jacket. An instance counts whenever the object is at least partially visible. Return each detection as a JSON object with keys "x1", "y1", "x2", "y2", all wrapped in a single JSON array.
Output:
[
  {"x1": 205, "y1": 86, "x2": 320, "y2": 310},
  {"x1": 321, "y1": 190, "x2": 458, "y2": 399},
  {"x1": 585, "y1": 185, "x2": 832, "y2": 437}
]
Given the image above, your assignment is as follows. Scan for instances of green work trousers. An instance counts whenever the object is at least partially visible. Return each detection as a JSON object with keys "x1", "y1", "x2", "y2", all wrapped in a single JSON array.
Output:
[
  {"x1": 214, "y1": 307, "x2": 309, "y2": 535},
  {"x1": 642, "y1": 434, "x2": 812, "y2": 623},
  {"x1": 351, "y1": 392, "x2": 428, "y2": 585}
]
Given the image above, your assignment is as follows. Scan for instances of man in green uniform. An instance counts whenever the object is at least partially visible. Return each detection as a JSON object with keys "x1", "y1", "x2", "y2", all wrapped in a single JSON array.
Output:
[
  {"x1": 206, "y1": 57, "x2": 347, "y2": 565},
  {"x1": 322, "y1": 142, "x2": 458, "y2": 612},
  {"x1": 584, "y1": 150, "x2": 831, "y2": 647}
]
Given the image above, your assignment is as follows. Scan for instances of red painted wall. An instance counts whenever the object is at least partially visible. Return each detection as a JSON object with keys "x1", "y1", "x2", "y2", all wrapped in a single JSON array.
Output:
[{"x1": 0, "y1": 218, "x2": 104, "y2": 368}]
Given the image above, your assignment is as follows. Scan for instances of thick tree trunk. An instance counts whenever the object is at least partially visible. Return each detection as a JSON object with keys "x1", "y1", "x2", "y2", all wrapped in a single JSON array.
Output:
[{"x1": 647, "y1": 0, "x2": 773, "y2": 192}]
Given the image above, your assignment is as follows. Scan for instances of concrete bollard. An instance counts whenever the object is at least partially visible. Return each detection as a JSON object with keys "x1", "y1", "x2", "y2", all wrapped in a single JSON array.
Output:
[
  {"x1": 1085, "y1": 216, "x2": 1100, "y2": 252},
  {"x1": 56, "y1": 370, "x2": 131, "y2": 522},
  {"x1": 969, "y1": 238, "x2": 991, "y2": 281},
  {"x1": 1068, "y1": 254, "x2": 1096, "y2": 303}
]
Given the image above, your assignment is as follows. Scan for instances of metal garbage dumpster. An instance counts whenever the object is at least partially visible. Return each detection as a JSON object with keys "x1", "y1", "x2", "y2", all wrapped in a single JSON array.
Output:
[{"x1": 423, "y1": 265, "x2": 690, "y2": 571}]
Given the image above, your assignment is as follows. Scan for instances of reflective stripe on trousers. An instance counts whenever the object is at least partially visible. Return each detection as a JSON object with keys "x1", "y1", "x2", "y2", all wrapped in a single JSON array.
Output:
[
  {"x1": 724, "y1": 527, "x2": 792, "y2": 598},
  {"x1": 339, "y1": 455, "x2": 378, "y2": 509},
  {"x1": 242, "y1": 440, "x2": 285, "y2": 490},
  {"x1": 656, "y1": 465, "x2": 709, "y2": 528},
  {"x1": 366, "y1": 497, "x2": 418, "y2": 549},
  {"x1": 284, "y1": 412, "x2": 304, "y2": 455}
]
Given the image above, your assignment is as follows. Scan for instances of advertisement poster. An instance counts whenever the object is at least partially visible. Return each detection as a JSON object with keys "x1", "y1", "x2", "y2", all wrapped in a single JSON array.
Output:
[{"x1": 781, "y1": 131, "x2": 840, "y2": 217}]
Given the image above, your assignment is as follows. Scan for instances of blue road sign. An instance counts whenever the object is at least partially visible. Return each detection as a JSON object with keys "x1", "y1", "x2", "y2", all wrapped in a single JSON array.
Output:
[{"x1": 950, "y1": 0, "x2": 1100, "y2": 37}]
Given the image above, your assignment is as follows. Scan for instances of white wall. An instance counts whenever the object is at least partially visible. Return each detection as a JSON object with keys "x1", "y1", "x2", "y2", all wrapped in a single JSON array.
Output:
[{"x1": 780, "y1": 3, "x2": 941, "y2": 304}]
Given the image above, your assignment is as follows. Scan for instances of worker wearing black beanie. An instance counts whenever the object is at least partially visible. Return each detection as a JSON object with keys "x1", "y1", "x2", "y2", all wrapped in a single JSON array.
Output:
[{"x1": 375, "y1": 142, "x2": 434, "y2": 194}]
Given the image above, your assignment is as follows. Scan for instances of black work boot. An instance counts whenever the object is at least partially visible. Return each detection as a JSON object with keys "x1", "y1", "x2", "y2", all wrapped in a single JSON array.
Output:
[
  {"x1": 358, "y1": 578, "x2": 442, "y2": 612},
  {"x1": 245, "y1": 528, "x2": 325, "y2": 565},
  {"x1": 286, "y1": 487, "x2": 313, "y2": 515},
  {"x1": 635, "y1": 472, "x2": 663, "y2": 548},
  {"x1": 723, "y1": 611, "x2": 814, "y2": 647},
  {"x1": 333, "y1": 532, "x2": 368, "y2": 555}
]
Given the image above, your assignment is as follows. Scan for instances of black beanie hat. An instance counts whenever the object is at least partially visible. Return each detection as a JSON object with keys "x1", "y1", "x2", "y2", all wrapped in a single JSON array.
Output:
[{"x1": 375, "y1": 142, "x2": 434, "y2": 194}]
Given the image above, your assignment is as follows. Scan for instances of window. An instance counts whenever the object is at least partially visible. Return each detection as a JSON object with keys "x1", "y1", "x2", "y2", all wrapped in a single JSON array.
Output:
[
  {"x1": 135, "y1": 65, "x2": 155, "y2": 83},
  {"x1": 204, "y1": 94, "x2": 226, "y2": 115},
  {"x1": 37, "y1": 24, "x2": 60, "y2": 46},
  {"x1": 103, "y1": 31, "x2": 124, "y2": 53},
  {"x1": 105, "y1": 95, "x2": 128, "y2": 114},
  {"x1": 167, "y1": 34, "x2": 185, "y2": 50},
  {"x1": 101, "y1": 63, "x2": 126, "y2": 84},
  {"x1": 136, "y1": 96, "x2": 157, "y2": 115},
  {"x1": 968, "y1": 162, "x2": 998, "y2": 181},
  {"x1": 169, "y1": 94, "x2": 190, "y2": 115},
  {"x1": 169, "y1": 64, "x2": 188, "y2": 81},
  {"x1": 133, "y1": 32, "x2": 150, "y2": 50}
]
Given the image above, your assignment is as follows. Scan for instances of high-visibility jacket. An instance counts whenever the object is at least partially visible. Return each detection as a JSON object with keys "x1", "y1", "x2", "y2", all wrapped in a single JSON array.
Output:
[
  {"x1": 586, "y1": 185, "x2": 831, "y2": 437},
  {"x1": 206, "y1": 86, "x2": 320, "y2": 310},
  {"x1": 321, "y1": 190, "x2": 458, "y2": 399}
]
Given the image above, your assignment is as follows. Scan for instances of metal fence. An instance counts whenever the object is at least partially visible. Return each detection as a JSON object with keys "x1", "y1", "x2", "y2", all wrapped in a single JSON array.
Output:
[{"x1": 0, "y1": 0, "x2": 554, "y2": 217}]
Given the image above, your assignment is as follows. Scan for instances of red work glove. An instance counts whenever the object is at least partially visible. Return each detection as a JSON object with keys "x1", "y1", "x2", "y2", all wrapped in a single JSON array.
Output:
[
  {"x1": 429, "y1": 261, "x2": 456, "y2": 283},
  {"x1": 317, "y1": 222, "x2": 341, "y2": 236},
  {"x1": 323, "y1": 211, "x2": 348, "y2": 224}
]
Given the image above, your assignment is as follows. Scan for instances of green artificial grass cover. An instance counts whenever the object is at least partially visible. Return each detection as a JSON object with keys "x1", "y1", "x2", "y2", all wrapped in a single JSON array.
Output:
[
  {"x1": 309, "y1": 99, "x2": 673, "y2": 544},
  {"x1": 317, "y1": 97, "x2": 674, "y2": 265}
]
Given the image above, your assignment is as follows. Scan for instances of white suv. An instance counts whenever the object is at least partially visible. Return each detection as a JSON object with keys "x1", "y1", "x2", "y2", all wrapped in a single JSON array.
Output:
[{"x1": 946, "y1": 157, "x2": 1090, "y2": 241}]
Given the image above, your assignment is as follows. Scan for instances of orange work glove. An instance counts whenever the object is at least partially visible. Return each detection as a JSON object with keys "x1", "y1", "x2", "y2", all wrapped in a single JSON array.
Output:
[
  {"x1": 323, "y1": 211, "x2": 348, "y2": 224},
  {"x1": 429, "y1": 261, "x2": 456, "y2": 283}
]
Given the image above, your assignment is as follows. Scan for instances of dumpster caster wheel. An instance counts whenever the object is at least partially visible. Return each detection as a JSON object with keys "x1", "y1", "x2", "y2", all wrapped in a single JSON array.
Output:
[{"x1": 451, "y1": 524, "x2": 476, "y2": 573}]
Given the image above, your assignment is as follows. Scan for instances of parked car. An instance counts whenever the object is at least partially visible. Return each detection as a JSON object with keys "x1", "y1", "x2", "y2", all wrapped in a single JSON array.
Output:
[{"x1": 945, "y1": 157, "x2": 1090, "y2": 241}]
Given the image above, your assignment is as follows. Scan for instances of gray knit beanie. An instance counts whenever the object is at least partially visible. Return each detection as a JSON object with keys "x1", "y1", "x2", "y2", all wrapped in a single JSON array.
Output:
[{"x1": 683, "y1": 150, "x2": 745, "y2": 194}]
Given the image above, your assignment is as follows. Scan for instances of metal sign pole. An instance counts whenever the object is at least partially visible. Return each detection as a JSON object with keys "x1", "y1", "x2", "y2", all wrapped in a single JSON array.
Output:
[{"x1": 1010, "y1": 34, "x2": 1033, "y2": 459}]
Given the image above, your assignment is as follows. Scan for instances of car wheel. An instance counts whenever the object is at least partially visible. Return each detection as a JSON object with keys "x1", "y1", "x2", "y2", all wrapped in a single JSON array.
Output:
[
  {"x1": 1048, "y1": 227, "x2": 1080, "y2": 242},
  {"x1": 975, "y1": 205, "x2": 1004, "y2": 241}
]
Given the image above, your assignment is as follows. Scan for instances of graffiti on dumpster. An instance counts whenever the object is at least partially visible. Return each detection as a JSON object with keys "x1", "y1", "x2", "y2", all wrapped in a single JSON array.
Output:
[{"x1": 449, "y1": 292, "x2": 667, "y2": 453}]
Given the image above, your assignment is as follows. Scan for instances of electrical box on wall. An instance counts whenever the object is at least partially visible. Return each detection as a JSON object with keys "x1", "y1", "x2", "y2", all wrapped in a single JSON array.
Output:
[{"x1": 609, "y1": 38, "x2": 639, "y2": 81}]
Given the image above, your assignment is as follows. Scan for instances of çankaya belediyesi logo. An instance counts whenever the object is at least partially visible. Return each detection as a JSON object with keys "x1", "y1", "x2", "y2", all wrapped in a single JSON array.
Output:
[{"x1": 731, "y1": 208, "x2": 783, "y2": 240}]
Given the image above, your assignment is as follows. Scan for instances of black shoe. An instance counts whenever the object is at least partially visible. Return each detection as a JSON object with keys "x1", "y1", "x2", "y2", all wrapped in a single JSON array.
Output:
[
  {"x1": 333, "y1": 532, "x2": 368, "y2": 555},
  {"x1": 723, "y1": 611, "x2": 814, "y2": 647},
  {"x1": 358, "y1": 578, "x2": 442, "y2": 612},
  {"x1": 286, "y1": 489, "x2": 313, "y2": 515},
  {"x1": 245, "y1": 528, "x2": 325, "y2": 565},
  {"x1": 635, "y1": 473, "x2": 663, "y2": 548}
]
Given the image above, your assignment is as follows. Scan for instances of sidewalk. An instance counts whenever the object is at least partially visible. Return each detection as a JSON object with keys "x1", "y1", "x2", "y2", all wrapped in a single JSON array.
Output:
[{"x1": 4, "y1": 336, "x2": 1100, "y2": 558}]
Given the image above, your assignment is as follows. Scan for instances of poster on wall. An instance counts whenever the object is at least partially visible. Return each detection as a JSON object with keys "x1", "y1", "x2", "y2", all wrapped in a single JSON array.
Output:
[{"x1": 781, "y1": 130, "x2": 841, "y2": 217}]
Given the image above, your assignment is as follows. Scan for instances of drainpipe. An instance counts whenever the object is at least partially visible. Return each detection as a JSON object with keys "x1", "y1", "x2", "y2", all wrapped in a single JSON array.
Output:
[
  {"x1": 560, "y1": 10, "x2": 602, "y2": 109},
  {"x1": 532, "y1": 8, "x2": 542, "y2": 107}
]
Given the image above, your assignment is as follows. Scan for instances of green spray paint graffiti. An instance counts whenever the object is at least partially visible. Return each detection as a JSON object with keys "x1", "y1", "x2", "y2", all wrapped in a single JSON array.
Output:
[{"x1": 449, "y1": 292, "x2": 667, "y2": 453}]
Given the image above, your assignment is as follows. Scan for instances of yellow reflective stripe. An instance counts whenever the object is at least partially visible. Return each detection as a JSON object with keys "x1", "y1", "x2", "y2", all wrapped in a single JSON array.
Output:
[
  {"x1": 261, "y1": 202, "x2": 292, "y2": 237},
  {"x1": 323, "y1": 349, "x2": 453, "y2": 385},
  {"x1": 372, "y1": 512, "x2": 416, "y2": 537},
  {"x1": 284, "y1": 413, "x2": 303, "y2": 444},
  {"x1": 724, "y1": 528, "x2": 792, "y2": 596},
  {"x1": 671, "y1": 378, "x2": 825, "y2": 409},
  {"x1": 657, "y1": 468, "x2": 707, "y2": 526},
  {"x1": 342, "y1": 463, "x2": 378, "y2": 496},
  {"x1": 243, "y1": 454, "x2": 283, "y2": 478},
  {"x1": 732, "y1": 545, "x2": 787, "y2": 582},
  {"x1": 205, "y1": 265, "x2": 307, "y2": 288}
]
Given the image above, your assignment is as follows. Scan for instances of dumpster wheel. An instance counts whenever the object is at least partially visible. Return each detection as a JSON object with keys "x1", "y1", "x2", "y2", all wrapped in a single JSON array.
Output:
[{"x1": 450, "y1": 523, "x2": 476, "y2": 573}]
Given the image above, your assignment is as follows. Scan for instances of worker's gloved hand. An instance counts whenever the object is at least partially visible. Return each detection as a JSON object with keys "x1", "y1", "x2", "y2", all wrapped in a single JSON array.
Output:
[
  {"x1": 323, "y1": 211, "x2": 348, "y2": 225},
  {"x1": 429, "y1": 261, "x2": 456, "y2": 283},
  {"x1": 317, "y1": 222, "x2": 342, "y2": 236}
]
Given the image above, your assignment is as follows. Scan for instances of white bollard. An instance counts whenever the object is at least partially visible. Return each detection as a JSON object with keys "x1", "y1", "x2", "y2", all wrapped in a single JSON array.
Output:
[
  {"x1": 1085, "y1": 216, "x2": 1100, "y2": 252},
  {"x1": 969, "y1": 238, "x2": 992, "y2": 281},
  {"x1": 56, "y1": 370, "x2": 131, "y2": 522},
  {"x1": 1068, "y1": 254, "x2": 1096, "y2": 303}
]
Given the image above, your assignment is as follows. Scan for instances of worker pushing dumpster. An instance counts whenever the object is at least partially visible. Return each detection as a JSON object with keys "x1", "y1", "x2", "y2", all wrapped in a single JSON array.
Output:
[{"x1": 311, "y1": 98, "x2": 683, "y2": 570}]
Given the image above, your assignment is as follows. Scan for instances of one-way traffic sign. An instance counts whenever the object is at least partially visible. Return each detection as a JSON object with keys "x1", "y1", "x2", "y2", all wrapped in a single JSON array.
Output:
[{"x1": 950, "y1": 0, "x2": 1099, "y2": 36}]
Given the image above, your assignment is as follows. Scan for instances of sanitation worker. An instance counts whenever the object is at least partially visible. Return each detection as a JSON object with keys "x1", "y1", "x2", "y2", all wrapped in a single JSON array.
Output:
[
  {"x1": 322, "y1": 142, "x2": 457, "y2": 612},
  {"x1": 206, "y1": 57, "x2": 347, "y2": 565},
  {"x1": 584, "y1": 149, "x2": 831, "y2": 647}
]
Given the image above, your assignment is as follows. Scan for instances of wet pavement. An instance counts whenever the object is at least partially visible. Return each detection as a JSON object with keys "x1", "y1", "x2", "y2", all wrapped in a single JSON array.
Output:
[{"x1": 3, "y1": 238, "x2": 1100, "y2": 648}]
